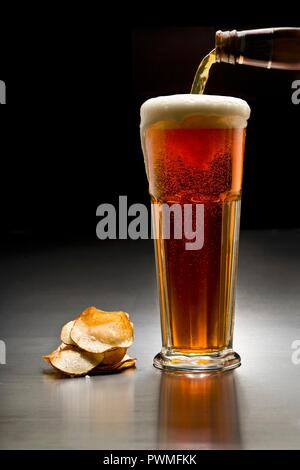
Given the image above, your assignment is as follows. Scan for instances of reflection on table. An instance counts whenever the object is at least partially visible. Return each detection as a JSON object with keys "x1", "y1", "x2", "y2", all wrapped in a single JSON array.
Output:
[
  {"x1": 158, "y1": 371, "x2": 242, "y2": 449},
  {"x1": 43, "y1": 369, "x2": 136, "y2": 449}
]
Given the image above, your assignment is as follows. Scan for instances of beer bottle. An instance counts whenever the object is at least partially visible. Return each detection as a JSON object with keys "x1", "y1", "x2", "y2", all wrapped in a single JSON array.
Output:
[{"x1": 216, "y1": 27, "x2": 300, "y2": 70}]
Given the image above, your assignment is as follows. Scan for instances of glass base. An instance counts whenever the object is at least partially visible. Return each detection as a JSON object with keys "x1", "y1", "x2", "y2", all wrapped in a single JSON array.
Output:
[{"x1": 153, "y1": 349, "x2": 241, "y2": 372}]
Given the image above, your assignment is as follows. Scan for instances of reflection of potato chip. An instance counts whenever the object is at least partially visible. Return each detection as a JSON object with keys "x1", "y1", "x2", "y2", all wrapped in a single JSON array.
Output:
[
  {"x1": 71, "y1": 307, "x2": 134, "y2": 353},
  {"x1": 61, "y1": 320, "x2": 76, "y2": 345},
  {"x1": 93, "y1": 354, "x2": 136, "y2": 373},
  {"x1": 43, "y1": 344, "x2": 104, "y2": 376},
  {"x1": 102, "y1": 347, "x2": 127, "y2": 365}
]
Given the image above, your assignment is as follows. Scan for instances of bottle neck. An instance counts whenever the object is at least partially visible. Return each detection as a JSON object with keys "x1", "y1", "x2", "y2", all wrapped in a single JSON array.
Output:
[
  {"x1": 215, "y1": 27, "x2": 300, "y2": 70},
  {"x1": 215, "y1": 29, "x2": 242, "y2": 65}
]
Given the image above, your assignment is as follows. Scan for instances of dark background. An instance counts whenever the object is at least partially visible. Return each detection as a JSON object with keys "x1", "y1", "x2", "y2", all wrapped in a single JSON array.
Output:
[{"x1": 1, "y1": 9, "x2": 300, "y2": 243}]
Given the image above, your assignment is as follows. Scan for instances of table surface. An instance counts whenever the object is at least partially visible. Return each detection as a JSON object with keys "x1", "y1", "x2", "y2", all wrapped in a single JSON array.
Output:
[{"x1": 0, "y1": 230, "x2": 300, "y2": 450}]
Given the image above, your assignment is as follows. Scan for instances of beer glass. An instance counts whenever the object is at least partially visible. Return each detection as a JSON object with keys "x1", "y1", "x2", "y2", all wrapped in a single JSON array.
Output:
[{"x1": 140, "y1": 95, "x2": 250, "y2": 371}]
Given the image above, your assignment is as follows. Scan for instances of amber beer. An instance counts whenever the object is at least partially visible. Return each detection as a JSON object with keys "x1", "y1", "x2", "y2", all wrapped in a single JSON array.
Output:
[{"x1": 140, "y1": 95, "x2": 250, "y2": 371}]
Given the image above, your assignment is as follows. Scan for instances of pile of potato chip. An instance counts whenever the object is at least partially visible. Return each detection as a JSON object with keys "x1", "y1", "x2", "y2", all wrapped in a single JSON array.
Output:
[{"x1": 43, "y1": 306, "x2": 136, "y2": 376}]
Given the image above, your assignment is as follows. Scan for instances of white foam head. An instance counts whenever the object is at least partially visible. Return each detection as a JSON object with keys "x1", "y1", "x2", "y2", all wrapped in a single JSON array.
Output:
[{"x1": 140, "y1": 94, "x2": 251, "y2": 131}]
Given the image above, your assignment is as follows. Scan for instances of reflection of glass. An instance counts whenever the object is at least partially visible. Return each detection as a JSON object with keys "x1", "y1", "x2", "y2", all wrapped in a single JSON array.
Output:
[
  {"x1": 140, "y1": 95, "x2": 250, "y2": 371},
  {"x1": 158, "y1": 371, "x2": 241, "y2": 449}
]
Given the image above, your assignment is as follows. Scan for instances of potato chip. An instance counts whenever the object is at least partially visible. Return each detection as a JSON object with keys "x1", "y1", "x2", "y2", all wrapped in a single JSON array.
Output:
[
  {"x1": 70, "y1": 306, "x2": 134, "y2": 353},
  {"x1": 43, "y1": 306, "x2": 136, "y2": 377},
  {"x1": 115, "y1": 355, "x2": 136, "y2": 371},
  {"x1": 42, "y1": 355, "x2": 52, "y2": 365},
  {"x1": 43, "y1": 343, "x2": 104, "y2": 376},
  {"x1": 43, "y1": 344, "x2": 66, "y2": 364},
  {"x1": 60, "y1": 320, "x2": 76, "y2": 345},
  {"x1": 93, "y1": 354, "x2": 136, "y2": 373},
  {"x1": 102, "y1": 347, "x2": 127, "y2": 366}
]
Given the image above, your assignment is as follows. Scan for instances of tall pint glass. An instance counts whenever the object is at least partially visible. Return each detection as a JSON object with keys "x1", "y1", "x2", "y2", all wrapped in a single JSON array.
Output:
[{"x1": 140, "y1": 95, "x2": 250, "y2": 371}]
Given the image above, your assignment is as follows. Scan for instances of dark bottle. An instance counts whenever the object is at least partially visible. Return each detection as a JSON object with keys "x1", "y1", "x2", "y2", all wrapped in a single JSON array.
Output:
[{"x1": 215, "y1": 27, "x2": 300, "y2": 70}]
